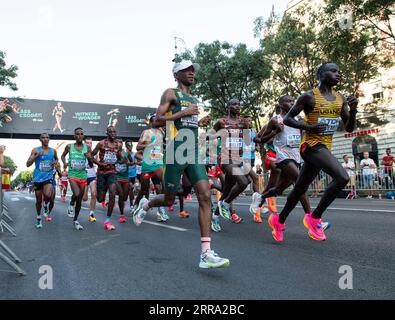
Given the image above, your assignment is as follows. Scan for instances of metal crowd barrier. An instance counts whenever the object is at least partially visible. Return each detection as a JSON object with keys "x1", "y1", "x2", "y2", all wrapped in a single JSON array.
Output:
[
  {"x1": 248, "y1": 167, "x2": 394, "y2": 200},
  {"x1": 308, "y1": 167, "x2": 395, "y2": 198},
  {"x1": 0, "y1": 167, "x2": 26, "y2": 276}
]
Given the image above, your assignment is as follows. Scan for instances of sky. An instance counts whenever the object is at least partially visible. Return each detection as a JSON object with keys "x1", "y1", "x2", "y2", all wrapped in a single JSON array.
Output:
[{"x1": 0, "y1": 0, "x2": 289, "y2": 177}]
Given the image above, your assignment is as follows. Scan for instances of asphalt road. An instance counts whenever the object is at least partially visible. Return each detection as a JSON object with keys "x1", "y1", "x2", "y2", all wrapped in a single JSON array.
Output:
[{"x1": 1, "y1": 190, "x2": 394, "y2": 300}]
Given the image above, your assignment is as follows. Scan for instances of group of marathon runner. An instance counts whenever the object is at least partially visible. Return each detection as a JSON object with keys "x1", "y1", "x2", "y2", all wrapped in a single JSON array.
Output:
[{"x1": 26, "y1": 60, "x2": 358, "y2": 269}]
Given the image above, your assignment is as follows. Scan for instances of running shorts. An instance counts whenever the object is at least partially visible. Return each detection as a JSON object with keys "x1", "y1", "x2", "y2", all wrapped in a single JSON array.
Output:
[
  {"x1": 129, "y1": 177, "x2": 136, "y2": 184},
  {"x1": 141, "y1": 168, "x2": 162, "y2": 185},
  {"x1": 69, "y1": 177, "x2": 88, "y2": 187},
  {"x1": 87, "y1": 177, "x2": 96, "y2": 185},
  {"x1": 300, "y1": 142, "x2": 327, "y2": 162},
  {"x1": 34, "y1": 179, "x2": 53, "y2": 191},
  {"x1": 276, "y1": 159, "x2": 300, "y2": 170},
  {"x1": 97, "y1": 173, "x2": 117, "y2": 192},
  {"x1": 164, "y1": 163, "x2": 207, "y2": 193}
]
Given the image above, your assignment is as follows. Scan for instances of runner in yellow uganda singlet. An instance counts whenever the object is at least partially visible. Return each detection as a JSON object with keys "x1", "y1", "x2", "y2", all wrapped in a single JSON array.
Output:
[{"x1": 300, "y1": 88, "x2": 342, "y2": 152}]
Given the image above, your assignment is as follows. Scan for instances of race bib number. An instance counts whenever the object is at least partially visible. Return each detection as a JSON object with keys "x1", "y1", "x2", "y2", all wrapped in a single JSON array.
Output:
[
  {"x1": 150, "y1": 147, "x2": 163, "y2": 160},
  {"x1": 71, "y1": 159, "x2": 86, "y2": 170},
  {"x1": 181, "y1": 106, "x2": 199, "y2": 128},
  {"x1": 39, "y1": 160, "x2": 52, "y2": 172},
  {"x1": 103, "y1": 151, "x2": 117, "y2": 164},
  {"x1": 115, "y1": 163, "x2": 127, "y2": 173},
  {"x1": 317, "y1": 117, "x2": 340, "y2": 135},
  {"x1": 226, "y1": 137, "x2": 243, "y2": 150},
  {"x1": 181, "y1": 116, "x2": 199, "y2": 128},
  {"x1": 286, "y1": 134, "x2": 301, "y2": 148}
]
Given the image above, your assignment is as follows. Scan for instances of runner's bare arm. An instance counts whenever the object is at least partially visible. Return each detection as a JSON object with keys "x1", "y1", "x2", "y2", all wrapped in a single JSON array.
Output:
[
  {"x1": 26, "y1": 148, "x2": 40, "y2": 167},
  {"x1": 84, "y1": 147, "x2": 94, "y2": 167},
  {"x1": 198, "y1": 115, "x2": 211, "y2": 127},
  {"x1": 136, "y1": 130, "x2": 151, "y2": 152},
  {"x1": 90, "y1": 141, "x2": 102, "y2": 158},
  {"x1": 54, "y1": 160, "x2": 62, "y2": 177},
  {"x1": 127, "y1": 151, "x2": 135, "y2": 165},
  {"x1": 258, "y1": 118, "x2": 280, "y2": 144},
  {"x1": 213, "y1": 118, "x2": 225, "y2": 132},
  {"x1": 90, "y1": 142, "x2": 104, "y2": 166},
  {"x1": 135, "y1": 150, "x2": 143, "y2": 162},
  {"x1": 53, "y1": 149, "x2": 61, "y2": 171},
  {"x1": 284, "y1": 92, "x2": 326, "y2": 134},
  {"x1": 254, "y1": 124, "x2": 267, "y2": 144},
  {"x1": 155, "y1": 89, "x2": 198, "y2": 122},
  {"x1": 61, "y1": 145, "x2": 70, "y2": 171},
  {"x1": 341, "y1": 94, "x2": 358, "y2": 133},
  {"x1": 205, "y1": 118, "x2": 225, "y2": 141},
  {"x1": 116, "y1": 140, "x2": 123, "y2": 162}
]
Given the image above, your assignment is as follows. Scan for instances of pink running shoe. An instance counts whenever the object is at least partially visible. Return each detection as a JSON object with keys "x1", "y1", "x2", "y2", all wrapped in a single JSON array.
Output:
[
  {"x1": 187, "y1": 194, "x2": 192, "y2": 201},
  {"x1": 168, "y1": 206, "x2": 174, "y2": 212},
  {"x1": 268, "y1": 214, "x2": 284, "y2": 242},
  {"x1": 101, "y1": 201, "x2": 106, "y2": 208},
  {"x1": 303, "y1": 212, "x2": 326, "y2": 241},
  {"x1": 45, "y1": 216, "x2": 52, "y2": 222},
  {"x1": 104, "y1": 221, "x2": 115, "y2": 231},
  {"x1": 119, "y1": 215, "x2": 126, "y2": 224}
]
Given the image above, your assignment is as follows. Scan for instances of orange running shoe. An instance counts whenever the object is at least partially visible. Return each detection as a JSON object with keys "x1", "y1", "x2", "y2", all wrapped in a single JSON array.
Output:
[
  {"x1": 179, "y1": 211, "x2": 190, "y2": 218},
  {"x1": 267, "y1": 197, "x2": 277, "y2": 213},
  {"x1": 253, "y1": 209, "x2": 262, "y2": 223}
]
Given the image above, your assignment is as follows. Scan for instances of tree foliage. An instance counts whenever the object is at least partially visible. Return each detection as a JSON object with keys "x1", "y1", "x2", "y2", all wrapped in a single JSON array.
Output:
[
  {"x1": 11, "y1": 170, "x2": 33, "y2": 189},
  {"x1": 325, "y1": 0, "x2": 395, "y2": 46},
  {"x1": 253, "y1": 1, "x2": 394, "y2": 129},
  {"x1": 3, "y1": 155, "x2": 17, "y2": 176},
  {"x1": 175, "y1": 41, "x2": 271, "y2": 130},
  {"x1": 0, "y1": 51, "x2": 18, "y2": 91}
]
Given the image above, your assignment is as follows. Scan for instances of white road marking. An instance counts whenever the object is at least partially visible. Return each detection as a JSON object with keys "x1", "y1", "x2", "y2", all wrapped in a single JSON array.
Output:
[
  {"x1": 142, "y1": 220, "x2": 188, "y2": 231},
  {"x1": 81, "y1": 207, "x2": 188, "y2": 231},
  {"x1": 194, "y1": 200, "x2": 395, "y2": 213},
  {"x1": 10, "y1": 198, "x2": 20, "y2": 202},
  {"x1": 78, "y1": 235, "x2": 120, "y2": 253}
]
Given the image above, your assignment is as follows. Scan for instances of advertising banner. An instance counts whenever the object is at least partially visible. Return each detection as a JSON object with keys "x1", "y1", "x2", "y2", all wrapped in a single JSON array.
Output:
[{"x1": 0, "y1": 98, "x2": 156, "y2": 140}]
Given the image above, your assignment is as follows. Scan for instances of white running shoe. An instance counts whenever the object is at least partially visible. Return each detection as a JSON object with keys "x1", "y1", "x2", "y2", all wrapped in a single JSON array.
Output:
[
  {"x1": 249, "y1": 192, "x2": 262, "y2": 215},
  {"x1": 133, "y1": 198, "x2": 149, "y2": 226},
  {"x1": 131, "y1": 203, "x2": 139, "y2": 215},
  {"x1": 199, "y1": 250, "x2": 230, "y2": 269},
  {"x1": 67, "y1": 204, "x2": 74, "y2": 218},
  {"x1": 157, "y1": 207, "x2": 169, "y2": 222},
  {"x1": 73, "y1": 221, "x2": 83, "y2": 230}
]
